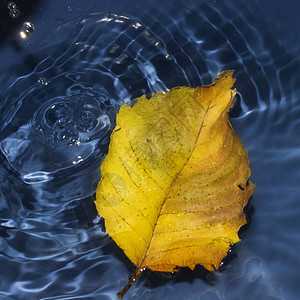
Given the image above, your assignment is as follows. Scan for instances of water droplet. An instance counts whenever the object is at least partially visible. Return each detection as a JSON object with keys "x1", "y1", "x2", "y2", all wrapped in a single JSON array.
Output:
[
  {"x1": 9, "y1": 8, "x2": 20, "y2": 18},
  {"x1": 7, "y1": 1, "x2": 17, "y2": 10},
  {"x1": 20, "y1": 22, "x2": 35, "y2": 39}
]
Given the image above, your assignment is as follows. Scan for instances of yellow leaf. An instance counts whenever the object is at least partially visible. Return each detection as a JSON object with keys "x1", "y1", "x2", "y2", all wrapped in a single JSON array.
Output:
[{"x1": 95, "y1": 70, "x2": 255, "y2": 297}]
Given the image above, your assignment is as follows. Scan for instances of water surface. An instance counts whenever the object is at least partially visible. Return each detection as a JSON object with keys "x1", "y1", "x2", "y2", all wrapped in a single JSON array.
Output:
[{"x1": 0, "y1": 0, "x2": 299, "y2": 299}]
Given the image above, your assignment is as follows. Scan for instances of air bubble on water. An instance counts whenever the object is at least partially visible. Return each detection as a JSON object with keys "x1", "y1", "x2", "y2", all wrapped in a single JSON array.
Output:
[{"x1": 20, "y1": 22, "x2": 35, "y2": 39}]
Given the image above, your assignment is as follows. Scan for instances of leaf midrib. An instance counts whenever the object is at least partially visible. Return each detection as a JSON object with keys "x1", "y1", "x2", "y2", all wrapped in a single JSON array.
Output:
[{"x1": 138, "y1": 87, "x2": 220, "y2": 269}]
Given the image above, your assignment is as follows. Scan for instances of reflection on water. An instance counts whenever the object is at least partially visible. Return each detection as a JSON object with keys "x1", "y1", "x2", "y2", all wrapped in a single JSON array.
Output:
[{"x1": 0, "y1": 0, "x2": 299, "y2": 299}]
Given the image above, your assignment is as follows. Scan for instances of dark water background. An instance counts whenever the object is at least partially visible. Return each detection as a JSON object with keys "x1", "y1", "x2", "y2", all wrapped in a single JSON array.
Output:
[{"x1": 0, "y1": 0, "x2": 299, "y2": 299}]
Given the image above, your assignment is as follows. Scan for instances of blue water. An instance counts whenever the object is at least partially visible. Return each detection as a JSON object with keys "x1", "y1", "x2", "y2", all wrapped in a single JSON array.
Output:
[{"x1": 0, "y1": 0, "x2": 299, "y2": 299}]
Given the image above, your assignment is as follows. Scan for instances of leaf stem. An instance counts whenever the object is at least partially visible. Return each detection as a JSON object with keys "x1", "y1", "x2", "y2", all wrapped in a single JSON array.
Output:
[{"x1": 117, "y1": 267, "x2": 144, "y2": 299}]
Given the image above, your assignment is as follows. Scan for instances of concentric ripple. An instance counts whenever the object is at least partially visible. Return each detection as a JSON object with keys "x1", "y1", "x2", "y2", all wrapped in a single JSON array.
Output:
[
  {"x1": 34, "y1": 91, "x2": 111, "y2": 147},
  {"x1": 0, "y1": 1, "x2": 300, "y2": 300}
]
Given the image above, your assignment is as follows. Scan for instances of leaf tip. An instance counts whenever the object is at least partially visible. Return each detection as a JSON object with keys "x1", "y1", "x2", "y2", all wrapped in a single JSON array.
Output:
[
  {"x1": 216, "y1": 69, "x2": 235, "y2": 80},
  {"x1": 213, "y1": 70, "x2": 236, "y2": 91}
]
